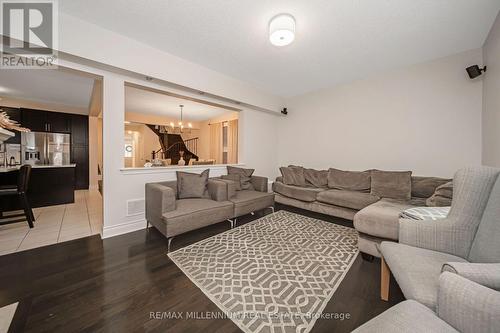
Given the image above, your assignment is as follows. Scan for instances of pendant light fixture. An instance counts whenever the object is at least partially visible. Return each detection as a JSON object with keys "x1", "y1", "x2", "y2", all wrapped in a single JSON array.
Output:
[{"x1": 169, "y1": 104, "x2": 192, "y2": 134}]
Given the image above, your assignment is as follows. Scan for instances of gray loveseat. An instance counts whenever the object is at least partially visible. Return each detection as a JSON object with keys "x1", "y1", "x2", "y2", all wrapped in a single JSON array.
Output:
[
  {"x1": 273, "y1": 166, "x2": 451, "y2": 259},
  {"x1": 146, "y1": 168, "x2": 274, "y2": 251},
  {"x1": 215, "y1": 175, "x2": 275, "y2": 226},
  {"x1": 146, "y1": 178, "x2": 233, "y2": 250}
]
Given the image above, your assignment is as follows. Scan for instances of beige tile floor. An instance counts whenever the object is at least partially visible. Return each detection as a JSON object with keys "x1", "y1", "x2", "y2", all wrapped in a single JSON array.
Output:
[{"x1": 0, "y1": 190, "x2": 102, "y2": 256}]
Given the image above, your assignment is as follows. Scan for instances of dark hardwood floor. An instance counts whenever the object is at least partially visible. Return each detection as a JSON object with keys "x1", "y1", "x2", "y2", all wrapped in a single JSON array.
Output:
[{"x1": 0, "y1": 204, "x2": 404, "y2": 332}]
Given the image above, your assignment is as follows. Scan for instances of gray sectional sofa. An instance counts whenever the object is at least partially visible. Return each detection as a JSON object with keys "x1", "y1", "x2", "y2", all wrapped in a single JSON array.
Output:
[
  {"x1": 145, "y1": 167, "x2": 274, "y2": 251},
  {"x1": 273, "y1": 166, "x2": 451, "y2": 259}
]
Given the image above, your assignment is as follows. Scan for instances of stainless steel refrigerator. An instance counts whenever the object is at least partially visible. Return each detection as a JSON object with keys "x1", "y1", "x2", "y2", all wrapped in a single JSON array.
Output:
[{"x1": 21, "y1": 132, "x2": 71, "y2": 166}]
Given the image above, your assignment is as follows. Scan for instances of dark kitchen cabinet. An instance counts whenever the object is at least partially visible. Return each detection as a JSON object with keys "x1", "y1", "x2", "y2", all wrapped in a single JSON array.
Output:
[
  {"x1": 20, "y1": 108, "x2": 90, "y2": 190},
  {"x1": 1, "y1": 106, "x2": 21, "y2": 144},
  {"x1": 21, "y1": 108, "x2": 47, "y2": 132},
  {"x1": 72, "y1": 146, "x2": 89, "y2": 190},
  {"x1": 46, "y1": 111, "x2": 70, "y2": 133},
  {"x1": 21, "y1": 108, "x2": 71, "y2": 133},
  {"x1": 0, "y1": 167, "x2": 75, "y2": 209},
  {"x1": 70, "y1": 114, "x2": 89, "y2": 190},
  {"x1": 70, "y1": 114, "x2": 89, "y2": 146}
]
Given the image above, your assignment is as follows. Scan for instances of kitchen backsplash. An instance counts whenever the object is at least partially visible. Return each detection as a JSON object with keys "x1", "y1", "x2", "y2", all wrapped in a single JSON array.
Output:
[{"x1": 0, "y1": 143, "x2": 21, "y2": 167}]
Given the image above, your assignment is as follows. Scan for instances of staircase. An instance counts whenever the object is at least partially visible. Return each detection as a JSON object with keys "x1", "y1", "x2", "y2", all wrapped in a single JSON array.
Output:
[{"x1": 147, "y1": 125, "x2": 199, "y2": 165}]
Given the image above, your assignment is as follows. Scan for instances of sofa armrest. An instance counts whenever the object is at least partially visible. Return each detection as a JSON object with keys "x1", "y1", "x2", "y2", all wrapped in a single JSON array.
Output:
[
  {"x1": 145, "y1": 183, "x2": 176, "y2": 225},
  {"x1": 215, "y1": 179, "x2": 237, "y2": 199},
  {"x1": 399, "y1": 217, "x2": 473, "y2": 258},
  {"x1": 442, "y1": 262, "x2": 500, "y2": 291},
  {"x1": 437, "y1": 272, "x2": 500, "y2": 333},
  {"x1": 251, "y1": 176, "x2": 268, "y2": 192},
  {"x1": 207, "y1": 179, "x2": 229, "y2": 201}
]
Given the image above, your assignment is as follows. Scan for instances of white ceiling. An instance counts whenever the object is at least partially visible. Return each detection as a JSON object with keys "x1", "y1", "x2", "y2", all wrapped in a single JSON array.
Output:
[
  {"x1": 125, "y1": 86, "x2": 235, "y2": 121},
  {"x1": 60, "y1": 0, "x2": 500, "y2": 97},
  {"x1": 0, "y1": 69, "x2": 94, "y2": 109}
]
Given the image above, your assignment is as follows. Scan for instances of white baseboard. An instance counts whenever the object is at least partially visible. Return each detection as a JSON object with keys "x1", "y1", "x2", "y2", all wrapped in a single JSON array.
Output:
[{"x1": 102, "y1": 219, "x2": 146, "y2": 238}]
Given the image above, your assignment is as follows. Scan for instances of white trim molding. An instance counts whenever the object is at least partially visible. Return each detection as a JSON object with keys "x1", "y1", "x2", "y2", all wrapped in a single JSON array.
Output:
[
  {"x1": 102, "y1": 218, "x2": 146, "y2": 239},
  {"x1": 119, "y1": 163, "x2": 244, "y2": 175}
]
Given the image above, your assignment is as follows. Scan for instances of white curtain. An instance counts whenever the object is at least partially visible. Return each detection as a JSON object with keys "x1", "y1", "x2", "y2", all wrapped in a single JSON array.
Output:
[
  {"x1": 227, "y1": 119, "x2": 238, "y2": 164},
  {"x1": 209, "y1": 122, "x2": 223, "y2": 164}
]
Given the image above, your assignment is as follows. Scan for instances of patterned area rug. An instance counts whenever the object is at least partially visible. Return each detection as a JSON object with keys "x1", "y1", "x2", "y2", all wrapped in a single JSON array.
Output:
[
  {"x1": 0, "y1": 302, "x2": 18, "y2": 333},
  {"x1": 168, "y1": 210, "x2": 359, "y2": 333}
]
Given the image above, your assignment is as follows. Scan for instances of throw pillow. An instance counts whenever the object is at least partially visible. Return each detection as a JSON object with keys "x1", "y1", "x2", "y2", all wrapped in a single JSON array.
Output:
[
  {"x1": 280, "y1": 166, "x2": 307, "y2": 186},
  {"x1": 371, "y1": 170, "x2": 412, "y2": 200},
  {"x1": 227, "y1": 166, "x2": 255, "y2": 190},
  {"x1": 221, "y1": 174, "x2": 242, "y2": 191},
  {"x1": 304, "y1": 168, "x2": 328, "y2": 188},
  {"x1": 411, "y1": 176, "x2": 452, "y2": 199},
  {"x1": 327, "y1": 168, "x2": 371, "y2": 192},
  {"x1": 426, "y1": 181, "x2": 453, "y2": 207},
  {"x1": 176, "y1": 169, "x2": 209, "y2": 199}
]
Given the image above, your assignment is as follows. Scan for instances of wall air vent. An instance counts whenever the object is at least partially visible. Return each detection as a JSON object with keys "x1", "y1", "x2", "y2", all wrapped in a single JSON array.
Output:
[{"x1": 127, "y1": 198, "x2": 145, "y2": 216}]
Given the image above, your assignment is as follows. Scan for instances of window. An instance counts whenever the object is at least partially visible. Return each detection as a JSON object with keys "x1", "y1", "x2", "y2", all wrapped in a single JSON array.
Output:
[{"x1": 222, "y1": 122, "x2": 228, "y2": 164}]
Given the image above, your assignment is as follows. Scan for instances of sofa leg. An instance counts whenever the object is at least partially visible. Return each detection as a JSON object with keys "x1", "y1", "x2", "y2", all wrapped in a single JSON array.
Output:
[
  {"x1": 381, "y1": 256, "x2": 390, "y2": 301},
  {"x1": 167, "y1": 237, "x2": 174, "y2": 252},
  {"x1": 146, "y1": 220, "x2": 150, "y2": 230},
  {"x1": 227, "y1": 219, "x2": 236, "y2": 229},
  {"x1": 361, "y1": 252, "x2": 374, "y2": 262},
  {"x1": 268, "y1": 206, "x2": 275, "y2": 214},
  {"x1": 250, "y1": 212, "x2": 255, "y2": 216}
]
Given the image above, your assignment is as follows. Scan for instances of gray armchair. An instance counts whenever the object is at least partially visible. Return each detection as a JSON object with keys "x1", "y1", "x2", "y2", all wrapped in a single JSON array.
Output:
[
  {"x1": 379, "y1": 166, "x2": 500, "y2": 309},
  {"x1": 353, "y1": 272, "x2": 500, "y2": 333},
  {"x1": 145, "y1": 179, "x2": 234, "y2": 251}
]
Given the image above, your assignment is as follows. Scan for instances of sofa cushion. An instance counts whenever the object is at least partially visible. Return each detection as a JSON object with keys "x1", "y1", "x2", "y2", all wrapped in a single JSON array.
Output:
[
  {"x1": 229, "y1": 190, "x2": 275, "y2": 217},
  {"x1": 176, "y1": 169, "x2": 209, "y2": 199},
  {"x1": 317, "y1": 189, "x2": 380, "y2": 210},
  {"x1": 327, "y1": 168, "x2": 371, "y2": 192},
  {"x1": 304, "y1": 168, "x2": 328, "y2": 188},
  {"x1": 273, "y1": 181, "x2": 324, "y2": 202},
  {"x1": 227, "y1": 166, "x2": 254, "y2": 190},
  {"x1": 163, "y1": 198, "x2": 234, "y2": 237},
  {"x1": 351, "y1": 300, "x2": 458, "y2": 333},
  {"x1": 354, "y1": 198, "x2": 416, "y2": 240},
  {"x1": 426, "y1": 181, "x2": 453, "y2": 207},
  {"x1": 380, "y1": 242, "x2": 468, "y2": 310},
  {"x1": 411, "y1": 176, "x2": 451, "y2": 199},
  {"x1": 221, "y1": 174, "x2": 242, "y2": 190},
  {"x1": 371, "y1": 170, "x2": 412, "y2": 200},
  {"x1": 280, "y1": 166, "x2": 307, "y2": 187}
]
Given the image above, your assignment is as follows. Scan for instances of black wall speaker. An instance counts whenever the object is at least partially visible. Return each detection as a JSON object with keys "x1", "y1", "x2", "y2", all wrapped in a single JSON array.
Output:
[{"x1": 466, "y1": 65, "x2": 487, "y2": 79}]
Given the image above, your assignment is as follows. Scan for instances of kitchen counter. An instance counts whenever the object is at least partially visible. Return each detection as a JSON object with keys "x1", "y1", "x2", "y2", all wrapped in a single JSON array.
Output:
[
  {"x1": 0, "y1": 165, "x2": 75, "y2": 209},
  {"x1": 0, "y1": 164, "x2": 76, "y2": 173}
]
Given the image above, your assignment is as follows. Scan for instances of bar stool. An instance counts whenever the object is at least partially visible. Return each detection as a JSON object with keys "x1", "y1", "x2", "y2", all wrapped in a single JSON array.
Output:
[{"x1": 0, "y1": 165, "x2": 35, "y2": 228}]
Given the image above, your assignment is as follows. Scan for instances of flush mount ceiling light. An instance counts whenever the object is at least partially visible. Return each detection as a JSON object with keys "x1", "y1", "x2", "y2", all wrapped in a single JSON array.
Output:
[{"x1": 269, "y1": 14, "x2": 295, "y2": 46}]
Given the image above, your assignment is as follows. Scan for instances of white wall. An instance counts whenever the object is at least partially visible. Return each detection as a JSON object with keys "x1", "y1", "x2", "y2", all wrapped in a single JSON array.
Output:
[
  {"x1": 58, "y1": 13, "x2": 284, "y2": 113},
  {"x1": 278, "y1": 49, "x2": 484, "y2": 178},
  {"x1": 482, "y1": 12, "x2": 500, "y2": 167},
  {"x1": 88, "y1": 116, "x2": 99, "y2": 190}
]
